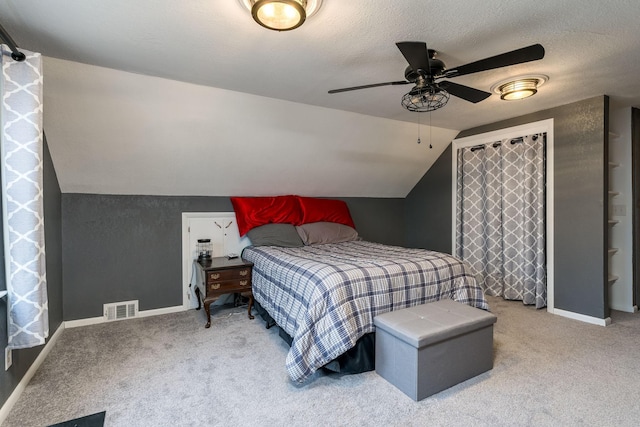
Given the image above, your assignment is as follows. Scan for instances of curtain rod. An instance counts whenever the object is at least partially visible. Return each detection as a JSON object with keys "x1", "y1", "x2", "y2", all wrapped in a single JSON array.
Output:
[{"x1": 0, "y1": 22, "x2": 26, "y2": 61}]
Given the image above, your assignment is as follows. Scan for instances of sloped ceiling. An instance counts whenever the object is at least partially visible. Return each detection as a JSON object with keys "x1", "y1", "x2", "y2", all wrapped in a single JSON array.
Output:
[{"x1": 1, "y1": 0, "x2": 640, "y2": 197}]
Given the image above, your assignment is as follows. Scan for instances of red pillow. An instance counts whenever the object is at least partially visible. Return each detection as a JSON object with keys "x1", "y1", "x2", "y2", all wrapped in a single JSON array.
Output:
[
  {"x1": 231, "y1": 195, "x2": 302, "y2": 236},
  {"x1": 297, "y1": 196, "x2": 355, "y2": 228}
]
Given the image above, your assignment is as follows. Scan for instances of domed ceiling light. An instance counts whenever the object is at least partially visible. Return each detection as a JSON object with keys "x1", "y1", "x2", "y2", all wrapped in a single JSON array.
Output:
[{"x1": 238, "y1": 0, "x2": 323, "y2": 31}]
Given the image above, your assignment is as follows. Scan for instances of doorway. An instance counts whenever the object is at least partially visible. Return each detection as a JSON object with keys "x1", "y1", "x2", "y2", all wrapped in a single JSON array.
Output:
[{"x1": 451, "y1": 119, "x2": 555, "y2": 311}]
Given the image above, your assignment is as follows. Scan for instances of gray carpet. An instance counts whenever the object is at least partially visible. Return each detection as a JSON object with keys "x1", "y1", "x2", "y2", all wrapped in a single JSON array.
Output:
[{"x1": 3, "y1": 297, "x2": 639, "y2": 426}]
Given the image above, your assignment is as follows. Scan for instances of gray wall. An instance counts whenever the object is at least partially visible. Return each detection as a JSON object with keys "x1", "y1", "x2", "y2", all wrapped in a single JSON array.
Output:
[
  {"x1": 61, "y1": 194, "x2": 405, "y2": 320},
  {"x1": 406, "y1": 96, "x2": 610, "y2": 319},
  {"x1": 405, "y1": 145, "x2": 453, "y2": 253},
  {"x1": 1, "y1": 135, "x2": 64, "y2": 409}
]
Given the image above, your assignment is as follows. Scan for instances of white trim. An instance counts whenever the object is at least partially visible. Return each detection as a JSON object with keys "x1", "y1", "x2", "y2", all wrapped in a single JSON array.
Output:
[
  {"x1": 451, "y1": 119, "x2": 555, "y2": 311},
  {"x1": 182, "y1": 212, "x2": 222, "y2": 311},
  {"x1": 0, "y1": 290, "x2": 7, "y2": 299},
  {"x1": 0, "y1": 323, "x2": 65, "y2": 425},
  {"x1": 181, "y1": 212, "x2": 250, "y2": 311},
  {"x1": 138, "y1": 305, "x2": 184, "y2": 318},
  {"x1": 552, "y1": 308, "x2": 611, "y2": 326},
  {"x1": 64, "y1": 316, "x2": 104, "y2": 329},
  {"x1": 65, "y1": 305, "x2": 185, "y2": 329}
]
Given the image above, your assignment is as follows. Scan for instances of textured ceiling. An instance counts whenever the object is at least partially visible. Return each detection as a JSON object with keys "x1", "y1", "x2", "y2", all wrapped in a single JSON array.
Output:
[
  {"x1": 3, "y1": 0, "x2": 639, "y2": 128},
  {"x1": 1, "y1": 0, "x2": 638, "y2": 196}
]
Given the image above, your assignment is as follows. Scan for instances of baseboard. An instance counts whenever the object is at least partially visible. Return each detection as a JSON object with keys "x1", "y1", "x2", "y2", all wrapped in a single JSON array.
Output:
[
  {"x1": 138, "y1": 305, "x2": 185, "y2": 318},
  {"x1": 64, "y1": 315, "x2": 104, "y2": 328},
  {"x1": 0, "y1": 323, "x2": 65, "y2": 425},
  {"x1": 552, "y1": 308, "x2": 612, "y2": 326},
  {"x1": 65, "y1": 305, "x2": 185, "y2": 329}
]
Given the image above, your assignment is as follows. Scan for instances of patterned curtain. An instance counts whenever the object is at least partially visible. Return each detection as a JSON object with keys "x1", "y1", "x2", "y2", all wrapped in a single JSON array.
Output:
[
  {"x1": 1, "y1": 45, "x2": 48, "y2": 349},
  {"x1": 456, "y1": 134, "x2": 546, "y2": 308}
]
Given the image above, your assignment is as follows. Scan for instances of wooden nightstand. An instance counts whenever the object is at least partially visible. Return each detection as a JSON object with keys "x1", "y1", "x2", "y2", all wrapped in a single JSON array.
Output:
[{"x1": 195, "y1": 257, "x2": 254, "y2": 328}]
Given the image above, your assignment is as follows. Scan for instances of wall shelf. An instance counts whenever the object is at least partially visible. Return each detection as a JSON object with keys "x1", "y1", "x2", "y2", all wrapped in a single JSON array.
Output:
[{"x1": 607, "y1": 128, "x2": 620, "y2": 299}]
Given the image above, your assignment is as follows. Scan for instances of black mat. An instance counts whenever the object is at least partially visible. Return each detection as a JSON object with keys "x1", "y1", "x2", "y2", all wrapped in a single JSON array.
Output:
[{"x1": 48, "y1": 411, "x2": 105, "y2": 427}]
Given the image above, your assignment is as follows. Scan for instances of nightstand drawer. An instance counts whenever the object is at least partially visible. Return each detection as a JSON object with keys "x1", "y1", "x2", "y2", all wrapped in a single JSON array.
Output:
[
  {"x1": 207, "y1": 268, "x2": 251, "y2": 282},
  {"x1": 207, "y1": 279, "x2": 251, "y2": 293}
]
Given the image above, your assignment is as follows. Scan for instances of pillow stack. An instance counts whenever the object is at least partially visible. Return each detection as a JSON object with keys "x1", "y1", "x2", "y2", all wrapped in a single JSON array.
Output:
[{"x1": 231, "y1": 195, "x2": 359, "y2": 247}]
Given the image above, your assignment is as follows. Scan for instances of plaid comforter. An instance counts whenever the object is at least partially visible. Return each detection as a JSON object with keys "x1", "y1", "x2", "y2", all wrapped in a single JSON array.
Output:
[{"x1": 242, "y1": 240, "x2": 487, "y2": 382}]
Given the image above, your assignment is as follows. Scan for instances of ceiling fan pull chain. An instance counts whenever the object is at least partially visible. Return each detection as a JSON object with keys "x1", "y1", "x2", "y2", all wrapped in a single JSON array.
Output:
[{"x1": 429, "y1": 112, "x2": 432, "y2": 149}]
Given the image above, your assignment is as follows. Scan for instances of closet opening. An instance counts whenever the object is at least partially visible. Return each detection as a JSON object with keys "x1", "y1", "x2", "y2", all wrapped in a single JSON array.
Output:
[{"x1": 451, "y1": 119, "x2": 555, "y2": 312}]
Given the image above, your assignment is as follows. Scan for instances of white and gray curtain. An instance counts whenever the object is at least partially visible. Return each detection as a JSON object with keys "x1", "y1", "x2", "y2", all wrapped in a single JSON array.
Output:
[
  {"x1": 1, "y1": 45, "x2": 48, "y2": 349},
  {"x1": 456, "y1": 133, "x2": 546, "y2": 308}
]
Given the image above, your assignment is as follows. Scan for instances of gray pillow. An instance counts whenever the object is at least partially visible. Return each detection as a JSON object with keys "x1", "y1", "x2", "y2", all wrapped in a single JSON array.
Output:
[
  {"x1": 247, "y1": 223, "x2": 304, "y2": 247},
  {"x1": 296, "y1": 222, "x2": 359, "y2": 245}
]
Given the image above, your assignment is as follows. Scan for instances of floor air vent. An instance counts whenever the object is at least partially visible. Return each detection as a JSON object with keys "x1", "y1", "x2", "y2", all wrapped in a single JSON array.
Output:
[{"x1": 104, "y1": 300, "x2": 139, "y2": 321}]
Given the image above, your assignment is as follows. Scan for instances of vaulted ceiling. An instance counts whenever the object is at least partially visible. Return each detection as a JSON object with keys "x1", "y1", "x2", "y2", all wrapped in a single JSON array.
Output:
[{"x1": 1, "y1": 1, "x2": 639, "y2": 197}]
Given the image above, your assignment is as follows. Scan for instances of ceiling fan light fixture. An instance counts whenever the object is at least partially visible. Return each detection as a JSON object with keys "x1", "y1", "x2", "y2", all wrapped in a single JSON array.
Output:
[
  {"x1": 239, "y1": 0, "x2": 322, "y2": 31},
  {"x1": 401, "y1": 87, "x2": 450, "y2": 112},
  {"x1": 491, "y1": 75, "x2": 548, "y2": 101}
]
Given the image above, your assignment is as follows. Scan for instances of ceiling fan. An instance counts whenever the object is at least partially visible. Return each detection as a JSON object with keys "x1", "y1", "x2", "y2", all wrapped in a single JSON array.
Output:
[{"x1": 328, "y1": 42, "x2": 545, "y2": 112}]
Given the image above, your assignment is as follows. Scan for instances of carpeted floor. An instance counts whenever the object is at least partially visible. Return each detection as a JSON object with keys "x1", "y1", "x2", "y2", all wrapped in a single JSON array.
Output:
[{"x1": 3, "y1": 297, "x2": 639, "y2": 426}]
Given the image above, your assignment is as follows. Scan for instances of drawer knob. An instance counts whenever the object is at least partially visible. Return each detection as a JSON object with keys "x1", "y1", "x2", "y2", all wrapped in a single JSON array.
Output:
[
  {"x1": 210, "y1": 273, "x2": 220, "y2": 280},
  {"x1": 210, "y1": 283, "x2": 221, "y2": 290},
  {"x1": 239, "y1": 270, "x2": 249, "y2": 277},
  {"x1": 240, "y1": 280, "x2": 248, "y2": 287}
]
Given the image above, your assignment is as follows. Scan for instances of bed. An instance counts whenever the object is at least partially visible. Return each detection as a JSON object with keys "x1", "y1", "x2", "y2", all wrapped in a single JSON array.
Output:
[
  {"x1": 242, "y1": 239, "x2": 487, "y2": 382},
  {"x1": 230, "y1": 195, "x2": 487, "y2": 382}
]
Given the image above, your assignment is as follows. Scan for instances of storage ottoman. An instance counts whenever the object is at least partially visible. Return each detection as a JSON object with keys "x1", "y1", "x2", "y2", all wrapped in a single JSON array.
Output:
[{"x1": 374, "y1": 299, "x2": 497, "y2": 401}]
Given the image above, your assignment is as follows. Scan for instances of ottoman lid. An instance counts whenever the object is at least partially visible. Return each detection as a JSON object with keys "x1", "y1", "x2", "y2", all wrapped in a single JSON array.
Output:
[{"x1": 374, "y1": 299, "x2": 497, "y2": 348}]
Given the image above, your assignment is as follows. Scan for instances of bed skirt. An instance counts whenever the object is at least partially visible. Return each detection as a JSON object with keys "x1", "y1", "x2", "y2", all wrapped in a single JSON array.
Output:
[{"x1": 253, "y1": 301, "x2": 375, "y2": 375}]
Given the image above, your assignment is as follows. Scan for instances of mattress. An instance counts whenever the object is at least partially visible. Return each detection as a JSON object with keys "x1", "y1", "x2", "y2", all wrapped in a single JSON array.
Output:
[{"x1": 242, "y1": 240, "x2": 487, "y2": 382}]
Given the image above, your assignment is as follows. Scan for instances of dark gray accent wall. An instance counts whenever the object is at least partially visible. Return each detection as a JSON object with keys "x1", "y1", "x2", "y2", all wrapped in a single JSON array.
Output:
[
  {"x1": 405, "y1": 145, "x2": 453, "y2": 253},
  {"x1": 43, "y1": 136, "x2": 64, "y2": 331},
  {"x1": 406, "y1": 96, "x2": 610, "y2": 319},
  {"x1": 339, "y1": 197, "x2": 406, "y2": 247},
  {"x1": 1, "y1": 135, "x2": 63, "y2": 410},
  {"x1": 61, "y1": 194, "x2": 405, "y2": 320}
]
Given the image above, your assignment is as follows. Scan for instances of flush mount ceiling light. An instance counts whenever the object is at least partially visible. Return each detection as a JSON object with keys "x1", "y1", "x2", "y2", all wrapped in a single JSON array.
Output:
[
  {"x1": 491, "y1": 74, "x2": 548, "y2": 101},
  {"x1": 238, "y1": 0, "x2": 323, "y2": 31}
]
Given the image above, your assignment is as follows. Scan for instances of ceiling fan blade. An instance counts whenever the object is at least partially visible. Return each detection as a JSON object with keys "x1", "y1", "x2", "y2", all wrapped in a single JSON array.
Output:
[
  {"x1": 442, "y1": 44, "x2": 545, "y2": 78},
  {"x1": 396, "y1": 41, "x2": 431, "y2": 74},
  {"x1": 439, "y1": 81, "x2": 491, "y2": 103},
  {"x1": 328, "y1": 80, "x2": 411, "y2": 94}
]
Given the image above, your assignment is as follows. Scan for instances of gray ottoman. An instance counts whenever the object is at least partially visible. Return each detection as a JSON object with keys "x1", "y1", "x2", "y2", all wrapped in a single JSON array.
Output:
[{"x1": 374, "y1": 299, "x2": 497, "y2": 401}]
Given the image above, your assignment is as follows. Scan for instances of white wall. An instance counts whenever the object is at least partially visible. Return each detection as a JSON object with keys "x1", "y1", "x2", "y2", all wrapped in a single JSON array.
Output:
[
  {"x1": 42, "y1": 57, "x2": 459, "y2": 198},
  {"x1": 609, "y1": 104, "x2": 636, "y2": 312}
]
